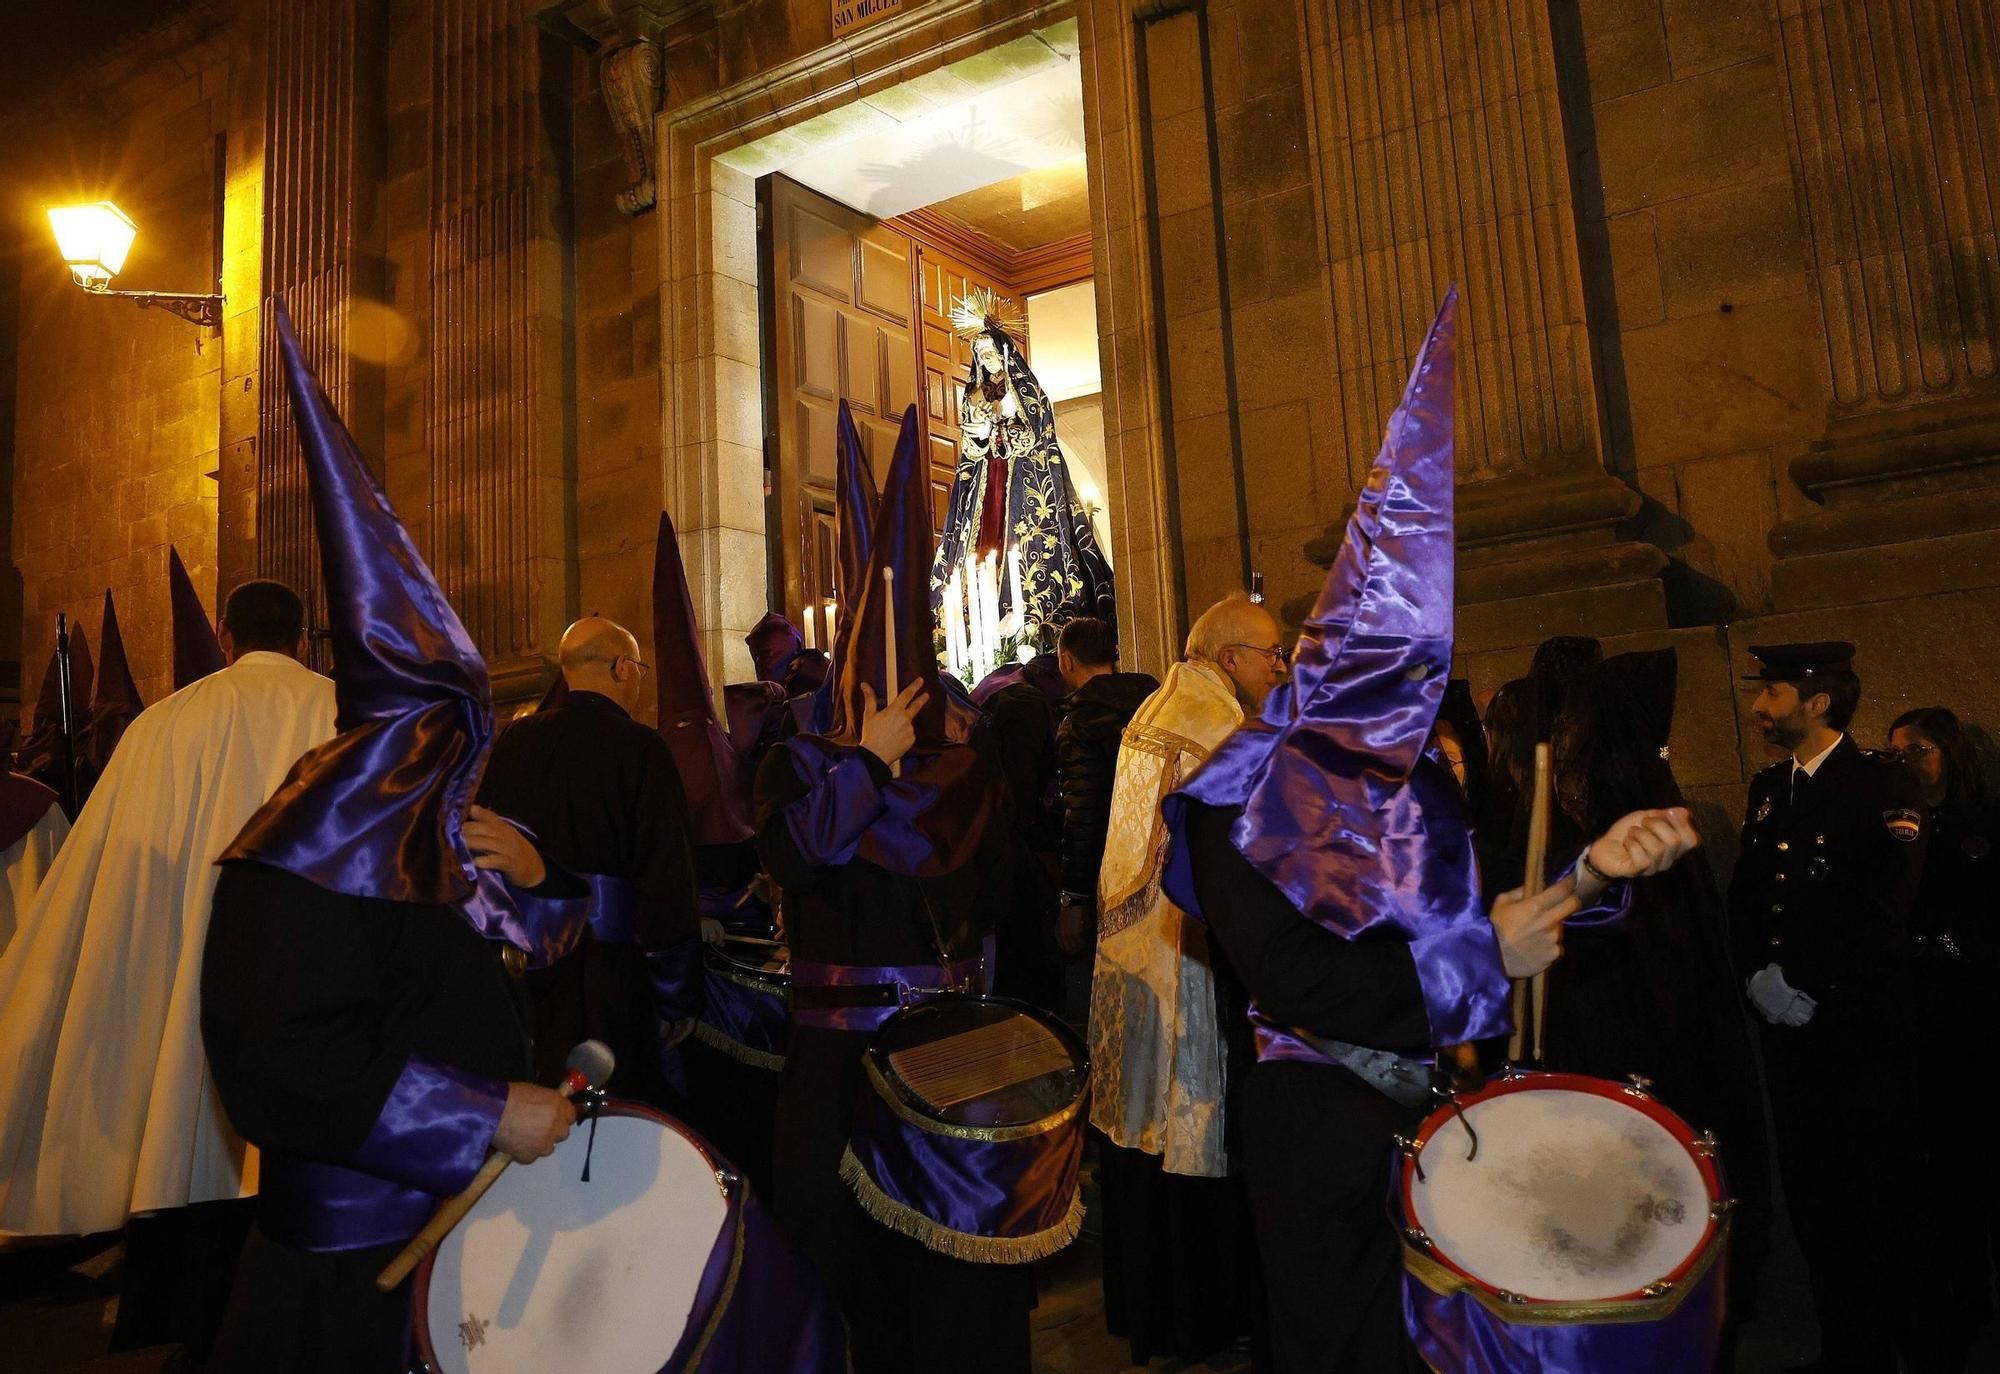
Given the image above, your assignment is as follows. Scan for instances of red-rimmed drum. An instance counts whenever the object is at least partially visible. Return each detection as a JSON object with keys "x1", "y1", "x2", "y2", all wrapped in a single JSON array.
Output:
[
  {"x1": 413, "y1": 1101, "x2": 732, "y2": 1373},
  {"x1": 1395, "y1": 1070, "x2": 1730, "y2": 1373}
]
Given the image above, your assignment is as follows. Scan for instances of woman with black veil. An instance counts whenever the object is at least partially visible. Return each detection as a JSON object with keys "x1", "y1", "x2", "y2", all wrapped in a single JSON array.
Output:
[{"x1": 1546, "y1": 648, "x2": 1772, "y2": 1345}]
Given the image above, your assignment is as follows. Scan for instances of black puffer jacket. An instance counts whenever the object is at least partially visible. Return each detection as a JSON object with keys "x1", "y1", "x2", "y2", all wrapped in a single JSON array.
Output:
[{"x1": 1057, "y1": 671, "x2": 1161, "y2": 900}]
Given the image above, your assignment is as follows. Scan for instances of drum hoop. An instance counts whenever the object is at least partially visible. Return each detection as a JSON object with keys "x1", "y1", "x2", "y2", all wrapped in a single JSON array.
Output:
[
  {"x1": 409, "y1": 1098, "x2": 734, "y2": 1368},
  {"x1": 1403, "y1": 1217, "x2": 1729, "y2": 1325},
  {"x1": 1398, "y1": 1071, "x2": 1724, "y2": 1308},
  {"x1": 864, "y1": 993, "x2": 1090, "y2": 1143}
]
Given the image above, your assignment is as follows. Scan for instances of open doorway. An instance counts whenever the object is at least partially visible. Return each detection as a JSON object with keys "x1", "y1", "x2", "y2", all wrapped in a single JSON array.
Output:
[{"x1": 753, "y1": 47, "x2": 1111, "y2": 685}]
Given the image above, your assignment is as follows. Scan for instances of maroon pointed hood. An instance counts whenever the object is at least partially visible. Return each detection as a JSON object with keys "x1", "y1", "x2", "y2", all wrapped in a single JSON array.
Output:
[
  {"x1": 169, "y1": 547, "x2": 226, "y2": 689},
  {"x1": 82, "y1": 590, "x2": 144, "y2": 773},
  {"x1": 654, "y1": 510, "x2": 753, "y2": 846}
]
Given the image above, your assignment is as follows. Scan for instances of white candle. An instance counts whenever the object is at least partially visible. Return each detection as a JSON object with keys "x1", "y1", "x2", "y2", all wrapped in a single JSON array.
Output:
[
  {"x1": 943, "y1": 572, "x2": 963, "y2": 678},
  {"x1": 1007, "y1": 544, "x2": 1024, "y2": 623},
  {"x1": 980, "y1": 552, "x2": 1001, "y2": 678},
  {"x1": 823, "y1": 598, "x2": 838, "y2": 650}
]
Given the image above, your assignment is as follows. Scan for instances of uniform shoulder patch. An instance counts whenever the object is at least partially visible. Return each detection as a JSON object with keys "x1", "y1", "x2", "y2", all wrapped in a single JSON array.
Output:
[{"x1": 1883, "y1": 808, "x2": 1922, "y2": 841}]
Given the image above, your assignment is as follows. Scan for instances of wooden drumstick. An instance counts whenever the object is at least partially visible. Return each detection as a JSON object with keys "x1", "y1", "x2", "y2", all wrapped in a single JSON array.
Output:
[
  {"x1": 374, "y1": 1042, "x2": 613, "y2": 1292},
  {"x1": 1507, "y1": 743, "x2": 1553, "y2": 1064},
  {"x1": 882, "y1": 566, "x2": 900, "y2": 780}
]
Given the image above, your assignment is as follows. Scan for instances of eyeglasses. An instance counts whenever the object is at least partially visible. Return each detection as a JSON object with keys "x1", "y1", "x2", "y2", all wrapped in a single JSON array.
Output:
[
  {"x1": 616, "y1": 655, "x2": 652, "y2": 677},
  {"x1": 1890, "y1": 744, "x2": 1937, "y2": 763},
  {"x1": 1225, "y1": 643, "x2": 1290, "y2": 667}
]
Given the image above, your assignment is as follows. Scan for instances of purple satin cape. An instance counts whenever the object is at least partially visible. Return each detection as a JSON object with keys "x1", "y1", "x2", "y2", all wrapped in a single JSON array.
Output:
[
  {"x1": 1402, "y1": 1237, "x2": 1727, "y2": 1374},
  {"x1": 222, "y1": 305, "x2": 493, "y2": 909},
  {"x1": 1162, "y1": 290, "x2": 1512, "y2": 1046},
  {"x1": 774, "y1": 734, "x2": 994, "y2": 879}
]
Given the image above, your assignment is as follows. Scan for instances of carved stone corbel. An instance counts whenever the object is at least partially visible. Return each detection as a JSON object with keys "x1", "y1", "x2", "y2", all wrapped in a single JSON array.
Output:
[{"x1": 600, "y1": 36, "x2": 664, "y2": 216}]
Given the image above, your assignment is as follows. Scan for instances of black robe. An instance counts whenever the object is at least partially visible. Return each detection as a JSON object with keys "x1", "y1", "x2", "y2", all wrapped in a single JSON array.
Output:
[
  {"x1": 200, "y1": 860, "x2": 550, "y2": 1374},
  {"x1": 753, "y1": 736, "x2": 1032, "y2": 1374},
  {"x1": 1180, "y1": 800, "x2": 1432, "y2": 1374},
  {"x1": 478, "y1": 690, "x2": 700, "y2": 1107}
]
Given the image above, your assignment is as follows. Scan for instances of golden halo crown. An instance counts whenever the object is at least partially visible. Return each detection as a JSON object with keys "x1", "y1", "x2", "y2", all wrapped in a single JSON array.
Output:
[{"x1": 950, "y1": 286, "x2": 1028, "y2": 341}]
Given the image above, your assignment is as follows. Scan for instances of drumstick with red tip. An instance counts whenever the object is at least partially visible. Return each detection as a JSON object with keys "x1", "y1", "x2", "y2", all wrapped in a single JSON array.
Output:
[
  {"x1": 374, "y1": 1040, "x2": 615, "y2": 1292},
  {"x1": 1507, "y1": 744, "x2": 1553, "y2": 1064}
]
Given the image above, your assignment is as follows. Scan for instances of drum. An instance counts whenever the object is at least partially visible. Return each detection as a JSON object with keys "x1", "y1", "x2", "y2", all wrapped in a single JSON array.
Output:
[
  {"x1": 413, "y1": 1101, "x2": 732, "y2": 1374},
  {"x1": 694, "y1": 936, "x2": 790, "y2": 1070},
  {"x1": 1395, "y1": 1070, "x2": 1730, "y2": 1372},
  {"x1": 841, "y1": 994, "x2": 1089, "y2": 1263}
]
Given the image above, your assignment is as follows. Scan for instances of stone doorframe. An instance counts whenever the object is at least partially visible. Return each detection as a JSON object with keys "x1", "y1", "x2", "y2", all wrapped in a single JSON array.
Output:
[{"x1": 657, "y1": 0, "x2": 1185, "y2": 687}]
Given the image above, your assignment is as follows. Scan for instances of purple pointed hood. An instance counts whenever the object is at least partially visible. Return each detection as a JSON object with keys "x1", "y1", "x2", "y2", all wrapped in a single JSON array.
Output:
[
  {"x1": 1163, "y1": 290, "x2": 1505, "y2": 1046},
  {"x1": 82, "y1": 590, "x2": 143, "y2": 773},
  {"x1": 654, "y1": 510, "x2": 754, "y2": 846},
  {"x1": 746, "y1": 612, "x2": 805, "y2": 685},
  {"x1": 223, "y1": 306, "x2": 493, "y2": 905},
  {"x1": 827, "y1": 405, "x2": 977, "y2": 748},
  {"x1": 808, "y1": 400, "x2": 880, "y2": 734},
  {"x1": 169, "y1": 547, "x2": 226, "y2": 688}
]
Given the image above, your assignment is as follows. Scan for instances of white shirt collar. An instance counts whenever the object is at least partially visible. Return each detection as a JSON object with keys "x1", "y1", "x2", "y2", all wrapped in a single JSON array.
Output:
[{"x1": 1794, "y1": 733, "x2": 1843, "y2": 778}]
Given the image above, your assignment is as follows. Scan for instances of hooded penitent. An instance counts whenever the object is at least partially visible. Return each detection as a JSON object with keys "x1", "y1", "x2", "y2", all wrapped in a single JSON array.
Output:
[
  {"x1": 169, "y1": 547, "x2": 227, "y2": 690},
  {"x1": 1162, "y1": 288, "x2": 1509, "y2": 1049},
  {"x1": 222, "y1": 307, "x2": 496, "y2": 909},
  {"x1": 808, "y1": 401, "x2": 879, "y2": 735},
  {"x1": 654, "y1": 509, "x2": 754, "y2": 847},
  {"x1": 81, "y1": 590, "x2": 142, "y2": 779},
  {"x1": 14, "y1": 625, "x2": 92, "y2": 804},
  {"x1": 785, "y1": 403, "x2": 990, "y2": 877}
]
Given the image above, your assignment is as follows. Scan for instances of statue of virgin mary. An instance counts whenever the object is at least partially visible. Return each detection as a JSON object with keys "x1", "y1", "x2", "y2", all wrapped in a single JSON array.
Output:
[{"x1": 930, "y1": 289, "x2": 1114, "y2": 639}]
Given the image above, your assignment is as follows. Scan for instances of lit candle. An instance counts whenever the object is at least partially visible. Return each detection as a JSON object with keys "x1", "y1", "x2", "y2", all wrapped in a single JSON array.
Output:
[{"x1": 823, "y1": 598, "x2": 838, "y2": 650}]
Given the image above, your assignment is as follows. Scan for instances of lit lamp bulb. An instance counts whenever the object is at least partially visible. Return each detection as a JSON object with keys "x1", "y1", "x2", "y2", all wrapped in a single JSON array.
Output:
[{"x1": 47, "y1": 202, "x2": 137, "y2": 291}]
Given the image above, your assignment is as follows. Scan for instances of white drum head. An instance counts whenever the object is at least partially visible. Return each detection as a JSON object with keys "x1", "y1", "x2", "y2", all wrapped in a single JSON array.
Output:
[
  {"x1": 1408, "y1": 1085, "x2": 1711, "y2": 1302},
  {"x1": 423, "y1": 1111, "x2": 729, "y2": 1373}
]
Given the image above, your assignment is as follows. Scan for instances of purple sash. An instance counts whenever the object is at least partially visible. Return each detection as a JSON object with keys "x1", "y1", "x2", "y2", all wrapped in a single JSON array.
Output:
[{"x1": 789, "y1": 939, "x2": 993, "y2": 1033}]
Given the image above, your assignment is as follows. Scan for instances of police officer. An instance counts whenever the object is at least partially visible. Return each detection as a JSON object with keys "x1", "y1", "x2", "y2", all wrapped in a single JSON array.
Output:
[{"x1": 1729, "y1": 641, "x2": 1944, "y2": 1373}]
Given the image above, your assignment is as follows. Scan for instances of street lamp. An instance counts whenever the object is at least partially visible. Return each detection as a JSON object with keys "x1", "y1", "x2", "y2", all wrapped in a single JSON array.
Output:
[{"x1": 46, "y1": 201, "x2": 223, "y2": 329}]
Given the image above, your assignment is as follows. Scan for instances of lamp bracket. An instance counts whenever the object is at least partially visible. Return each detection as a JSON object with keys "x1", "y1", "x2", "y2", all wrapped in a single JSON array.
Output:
[{"x1": 83, "y1": 286, "x2": 224, "y2": 329}]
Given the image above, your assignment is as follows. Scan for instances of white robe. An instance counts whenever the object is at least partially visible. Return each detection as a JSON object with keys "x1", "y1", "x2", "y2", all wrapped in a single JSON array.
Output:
[
  {"x1": 0, "y1": 802, "x2": 69, "y2": 956},
  {"x1": 0, "y1": 651, "x2": 336, "y2": 1236},
  {"x1": 1088, "y1": 659, "x2": 1243, "y2": 1178}
]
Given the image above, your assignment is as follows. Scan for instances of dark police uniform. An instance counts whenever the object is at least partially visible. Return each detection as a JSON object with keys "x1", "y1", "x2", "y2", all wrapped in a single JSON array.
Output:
[{"x1": 1726, "y1": 643, "x2": 1945, "y2": 1373}]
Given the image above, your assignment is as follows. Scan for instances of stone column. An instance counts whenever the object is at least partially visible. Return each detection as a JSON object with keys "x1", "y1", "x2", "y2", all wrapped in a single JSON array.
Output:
[
  {"x1": 254, "y1": 0, "x2": 389, "y2": 655},
  {"x1": 1765, "y1": 0, "x2": 2000, "y2": 610},
  {"x1": 1289, "y1": 0, "x2": 1668, "y2": 653}
]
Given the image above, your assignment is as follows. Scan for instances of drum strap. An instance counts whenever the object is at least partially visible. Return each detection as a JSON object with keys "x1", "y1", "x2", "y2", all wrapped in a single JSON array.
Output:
[
  {"x1": 1258, "y1": 1024, "x2": 1435, "y2": 1108},
  {"x1": 790, "y1": 944, "x2": 992, "y2": 1032}
]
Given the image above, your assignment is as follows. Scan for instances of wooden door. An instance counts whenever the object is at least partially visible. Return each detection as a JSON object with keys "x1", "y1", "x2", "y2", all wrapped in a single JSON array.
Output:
[
  {"x1": 914, "y1": 244, "x2": 1029, "y2": 530},
  {"x1": 762, "y1": 175, "x2": 921, "y2": 646}
]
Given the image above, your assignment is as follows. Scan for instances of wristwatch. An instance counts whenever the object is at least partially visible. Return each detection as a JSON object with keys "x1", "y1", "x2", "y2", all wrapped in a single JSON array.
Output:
[{"x1": 1577, "y1": 847, "x2": 1612, "y2": 887}]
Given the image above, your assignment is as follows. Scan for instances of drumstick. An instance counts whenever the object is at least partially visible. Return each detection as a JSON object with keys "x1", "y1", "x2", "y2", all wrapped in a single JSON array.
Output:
[
  {"x1": 882, "y1": 566, "x2": 900, "y2": 780},
  {"x1": 374, "y1": 1041, "x2": 614, "y2": 1292},
  {"x1": 1507, "y1": 744, "x2": 1553, "y2": 1063}
]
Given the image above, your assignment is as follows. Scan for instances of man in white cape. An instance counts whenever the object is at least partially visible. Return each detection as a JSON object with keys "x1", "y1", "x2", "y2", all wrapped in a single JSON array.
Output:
[
  {"x1": 1086, "y1": 592, "x2": 1287, "y2": 1365},
  {"x1": 0, "y1": 578, "x2": 334, "y2": 1336}
]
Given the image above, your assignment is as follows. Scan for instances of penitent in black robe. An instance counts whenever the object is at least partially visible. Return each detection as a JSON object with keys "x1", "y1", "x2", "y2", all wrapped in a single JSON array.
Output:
[
  {"x1": 754, "y1": 736, "x2": 1033, "y2": 1374},
  {"x1": 479, "y1": 690, "x2": 700, "y2": 1107},
  {"x1": 1179, "y1": 800, "x2": 1434, "y2": 1374},
  {"x1": 199, "y1": 860, "x2": 557, "y2": 1374}
]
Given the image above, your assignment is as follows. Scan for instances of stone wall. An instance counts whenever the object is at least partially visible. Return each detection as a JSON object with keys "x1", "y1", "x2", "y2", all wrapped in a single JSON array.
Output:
[{"x1": 5, "y1": 21, "x2": 236, "y2": 712}]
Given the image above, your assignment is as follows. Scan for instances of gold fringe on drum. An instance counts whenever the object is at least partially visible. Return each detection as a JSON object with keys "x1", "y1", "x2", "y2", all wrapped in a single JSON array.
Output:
[
  {"x1": 692, "y1": 1018, "x2": 786, "y2": 1072},
  {"x1": 837, "y1": 1145, "x2": 1087, "y2": 1265}
]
